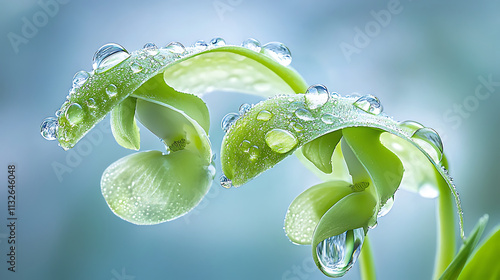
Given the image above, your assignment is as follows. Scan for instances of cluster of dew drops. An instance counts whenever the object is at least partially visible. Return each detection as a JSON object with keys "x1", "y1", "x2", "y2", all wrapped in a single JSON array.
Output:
[{"x1": 40, "y1": 37, "x2": 294, "y2": 142}]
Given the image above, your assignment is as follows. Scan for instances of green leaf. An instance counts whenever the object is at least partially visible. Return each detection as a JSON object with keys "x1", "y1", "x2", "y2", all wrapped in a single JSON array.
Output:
[
  {"x1": 301, "y1": 131, "x2": 342, "y2": 173},
  {"x1": 284, "y1": 180, "x2": 353, "y2": 245},
  {"x1": 110, "y1": 97, "x2": 140, "y2": 150},
  {"x1": 101, "y1": 150, "x2": 215, "y2": 225},
  {"x1": 439, "y1": 215, "x2": 489, "y2": 280},
  {"x1": 457, "y1": 220, "x2": 500, "y2": 280}
]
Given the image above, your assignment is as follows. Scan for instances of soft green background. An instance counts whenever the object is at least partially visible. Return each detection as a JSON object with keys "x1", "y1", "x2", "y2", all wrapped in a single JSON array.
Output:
[{"x1": 1, "y1": 0, "x2": 499, "y2": 279}]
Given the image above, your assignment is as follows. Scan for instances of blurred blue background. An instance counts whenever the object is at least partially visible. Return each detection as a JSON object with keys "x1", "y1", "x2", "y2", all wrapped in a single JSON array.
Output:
[{"x1": 1, "y1": 0, "x2": 499, "y2": 279}]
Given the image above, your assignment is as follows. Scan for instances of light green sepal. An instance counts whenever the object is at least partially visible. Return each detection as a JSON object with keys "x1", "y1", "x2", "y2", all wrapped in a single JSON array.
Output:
[{"x1": 110, "y1": 97, "x2": 140, "y2": 150}]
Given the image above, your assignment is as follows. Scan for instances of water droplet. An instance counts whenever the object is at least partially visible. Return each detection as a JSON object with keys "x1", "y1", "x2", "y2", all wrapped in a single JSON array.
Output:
[
  {"x1": 400, "y1": 120, "x2": 425, "y2": 133},
  {"x1": 164, "y1": 42, "x2": 186, "y2": 54},
  {"x1": 221, "y1": 113, "x2": 240, "y2": 132},
  {"x1": 418, "y1": 183, "x2": 439, "y2": 199},
  {"x1": 261, "y1": 42, "x2": 292, "y2": 66},
  {"x1": 249, "y1": 146, "x2": 260, "y2": 161},
  {"x1": 378, "y1": 196, "x2": 394, "y2": 217},
  {"x1": 257, "y1": 110, "x2": 273, "y2": 121},
  {"x1": 294, "y1": 108, "x2": 314, "y2": 121},
  {"x1": 72, "y1": 71, "x2": 89, "y2": 88},
  {"x1": 92, "y1": 43, "x2": 130, "y2": 73},
  {"x1": 220, "y1": 175, "x2": 232, "y2": 189},
  {"x1": 130, "y1": 62, "x2": 143, "y2": 73},
  {"x1": 210, "y1": 37, "x2": 226, "y2": 47},
  {"x1": 242, "y1": 38, "x2": 261, "y2": 52},
  {"x1": 305, "y1": 84, "x2": 329, "y2": 109},
  {"x1": 65, "y1": 103, "x2": 85, "y2": 125},
  {"x1": 87, "y1": 98, "x2": 96, "y2": 107},
  {"x1": 411, "y1": 127, "x2": 443, "y2": 163},
  {"x1": 353, "y1": 95, "x2": 383, "y2": 115},
  {"x1": 40, "y1": 117, "x2": 58, "y2": 140},
  {"x1": 143, "y1": 42, "x2": 158, "y2": 55},
  {"x1": 321, "y1": 113, "x2": 337, "y2": 124},
  {"x1": 106, "y1": 84, "x2": 118, "y2": 97},
  {"x1": 239, "y1": 140, "x2": 251, "y2": 152},
  {"x1": 193, "y1": 40, "x2": 208, "y2": 51},
  {"x1": 316, "y1": 228, "x2": 365, "y2": 277},
  {"x1": 330, "y1": 91, "x2": 340, "y2": 98},
  {"x1": 290, "y1": 122, "x2": 304, "y2": 133},
  {"x1": 239, "y1": 103, "x2": 252, "y2": 115},
  {"x1": 368, "y1": 222, "x2": 378, "y2": 230},
  {"x1": 55, "y1": 110, "x2": 62, "y2": 117},
  {"x1": 265, "y1": 129, "x2": 298, "y2": 154}
]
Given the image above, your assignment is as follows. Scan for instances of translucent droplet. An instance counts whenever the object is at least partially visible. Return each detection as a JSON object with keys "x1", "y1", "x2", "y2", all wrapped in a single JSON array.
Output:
[
  {"x1": 400, "y1": 120, "x2": 425, "y2": 133},
  {"x1": 130, "y1": 62, "x2": 143, "y2": 73},
  {"x1": 249, "y1": 146, "x2": 260, "y2": 161},
  {"x1": 210, "y1": 37, "x2": 226, "y2": 47},
  {"x1": 65, "y1": 103, "x2": 84, "y2": 125},
  {"x1": 261, "y1": 42, "x2": 292, "y2": 66},
  {"x1": 368, "y1": 222, "x2": 378, "y2": 230},
  {"x1": 305, "y1": 84, "x2": 329, "y2": 109},
  {"x1": 239, "y1": 103, "x2": 252, "y2": 115},
  {"x1": 295, "y1": 108, "x2": 314, "y2": 121},
  {"x1": 87, "y1": 98, "x2": 96, "y2": 108},
  {"x1": 290, "y1": 122, "x2": 304, "y2": 133},
  {"x1": 221, "y1": 113, "x2": 240, "y2": 132},
  {"x1": 411, "y1": 127, "x2": 443, "y2": 163},
  {"x1": 40, "y1": 117, "x2": 58, "y2": 140},
  {"x1": 257, "y1": 110, "x2": 273, "y2": 121},
  {"x1": 353, "y1": 95, "x2": 383, "y2": 115},
  {"x1": 193, "y1": 40, "x2": 208, "y2": 51},
  {"x1": 378, "y1": 196, "x2": 394, "y2": 217},
  {"x1": 143, "y1": 42, "x2": 158, "y2": 55},
  {"x1": 265, "y1": 129, "x2": 298, "y2": 154},
  {"x1": 106, "y1": 84, "x2": 118, "y2": 97},
  {"x1": 242, "y1": 38, "x2": 261, "y2": 52},
  {"x1": 239, "y1": 140, "x2": 251, "y2": 153},
  {"x1": 72, "y1": 71, "x2": 89, "y2": 88},
  {"x1": 55, "y1": 110, "x2": 62, "y2": 117},
  {"x1": 92, "y1": 43, "x2": 130, "y2": 72},
  {"x1": 418, "y1": 183, "x2": 439, "y2": 199},
  {"x1": 316, "y1": 228, "x2": 365, "y2": 277},
  {"x1": 330, "y1": 91, "x2": 340, "y2": 98},
  {"x1": 220, "y1": 175, "x2": 232, "y2": 189},
  {"x1": 164, "y1": 42, "x2": 186, "y2": 55},
  {"x1": 321, "y1": 113, "x2": 337, "y2": 124}
]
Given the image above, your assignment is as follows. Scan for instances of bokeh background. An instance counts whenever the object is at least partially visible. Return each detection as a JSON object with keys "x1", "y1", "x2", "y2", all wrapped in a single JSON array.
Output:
[{"x1": 1, "y1": 0, "x2": 499, "y2": 279}]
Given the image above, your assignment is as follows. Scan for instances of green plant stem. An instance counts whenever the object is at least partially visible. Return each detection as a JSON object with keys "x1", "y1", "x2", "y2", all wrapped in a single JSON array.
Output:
[
  {"x1": 432, "y1": 175, "x2": 456, "y2": 279},
  {"x1": 359, "y1": 235, "x2": 376, "y2": 280}
]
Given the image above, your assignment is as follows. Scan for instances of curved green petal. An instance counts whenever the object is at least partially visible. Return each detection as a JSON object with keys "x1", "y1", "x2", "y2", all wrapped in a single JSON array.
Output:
[
  {"x1": 101, "y1": 150, "x2": 215, "y2": 225},
  {"x1": 284, "y1": 180, "x2": 353, "y2": 245},
  {"x1": 110, "y1": 97, "x2": 140, "y2": 150},
  {"x1": 300, "y1": 130, "x2": 342, "y2": 174}
]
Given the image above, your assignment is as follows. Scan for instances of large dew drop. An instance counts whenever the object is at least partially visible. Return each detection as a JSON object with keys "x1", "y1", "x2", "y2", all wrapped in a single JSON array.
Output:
[
  {"x1": 378, "y1": 196, "x2": 394, "y2": 217},
  {"x1": 220, "y1": 175, "x2": 232, "y2": 189},
  {"x1": 210, "y1": 37, "x2": 226, "y2": 47},
  {"x1": 305, "y1": 84, "x2": 329, "y2": 109},
  {"x1": 295, "y1": 108, "x2": 314, "y2": 121},
  {"x1": 193, "y1": 40, "x2": 208, "y2": 51},
  {"x1": 221, "y1": 113, "x2": 240, "y2": 133},
  {"x1": 399, "y1": 120, "x2": 424, "y2": 133},
  {"x1": 256, "y1": 110, "x2": 273, "y2": 121},
  {"x1": 72, "y1": 71, "x2": 90, "y2": 89},
  {"x1": 239, "y1": 103, "x2": 252, "y2": 115},
  {"x1": 316, "y1": 228, "x2": 365, "y2": 277},
  {"x1": 353, "y1": 95, "x2": 383, "y2": 115},
  {"x1": 261, "y1": 42, "x2": 292, "y2": 66},
  {"x1": 265, "y1": 129, "x2": 298, "y2": 154},
  {"x1": 164, "y1": 42, "x2": 186, "y2": 55},
  {"x1": 40, "y1": 117, "x2": 58, "y2": 140},
  {"x1": 242, "y1": 38, "x2": 261, "y2": 52},
  {"x1": 143, "y1": 42, "x2": 159, "y2": 55},
  {"x1": 92, "y1": 43, "x2": 130, "y2": 73},
  {"x1": 65, "y1": 103, "x2": 85, "y2": 125},
  {"x1": 106, "y1": 84, "x2": 118, "y2": 97},
  {"x1": 411, "y1": 127, "x2": 443, "y2": 163}
]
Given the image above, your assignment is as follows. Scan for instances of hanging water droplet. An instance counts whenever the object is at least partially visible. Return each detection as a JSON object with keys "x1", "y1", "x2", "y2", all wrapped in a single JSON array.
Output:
[
  {"x1": 65, "y1": 103, "x2": 85, "y2": 125},
  {"x1": 400, "y1": 120, "x2": 425, "y2": 133},
  {"x1": 92, "y1": 43, "x2": 130, "y2": 73},
  {"x1": 164, "y1": 42, "x2": 186, "y2": 54},
  {"x1": 130, "y1": 62, "x2": 143, "y2": 73},
  {"x1": 378, "y1": 196, "x2": 394, "y2": 217},
  {"x1": 353, "y1": 95, "x2": 383, "y2": 115},
  {"x1": 294, "y1": 108, "x2": 314, "y2": 121},
  {"x1": 305, "y1": 84, "x2": 329, "y2": 109},
  {"x1": 106, "y1": 84, "x2": 118, "y2": 97},
  {"x1": 239, "y1": 140, "x2": 251, "y2": 153},
  {"x1": 256, "y1": 110, "x2": 273, "y2": 121},
  {"x1": 221, "y1": 113, "x2": 240, "y2": 132},
  {"x1": 210, "y1": 37, "x2": 226, "y2": 47},
  {"x1": 220, "y1": 175, "x2": 232, "y2": 189},
  {"x1": 249, "y1": 146, "x2": 260, "y2": 161},
  {"x1": 411, "y1": 127, "x2": 443, "y2": 163},
  {"x1": 265, "y1": 129, "x2": 298, "y2": 154},
  {"x1": 261, "y1": 42, "x2": 292, "y2": 66},
  {"x1": 72, "y1": 71, "x2": 90, "y2": 89},
  {"x1": 316, "y1": 228, "x2": 365, "y2": 277},
  {"x1": 321, "y1": 113, "x2": 337, "y2": 124},
  {"x1": 418, "y1": 183, "x2": 439, "y2": 199},
  {"x1": 368, "y1": 222, "x2": 378, "y2": 230},
  {"x1": 40, "y1": 117, "x2": 58, "y2": 140},
  {"x1": 242, "y1": 38, "x2": 261, "y2": 52},
  {"x1": 193, "y1": 40, "x2": 208, "y2": 51},
  {"x1": 290, "y1": 122, "x2": 304, "y2": 133},
  {"x1": 143, "y1": 42, "x2": 159, "y2": 55},
  {"x1": 87, "y1": 98, "x2": 96, "y2": 108},
  {"x1": 239, "y1": 103, "x2": 252, "y2": 115}
]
